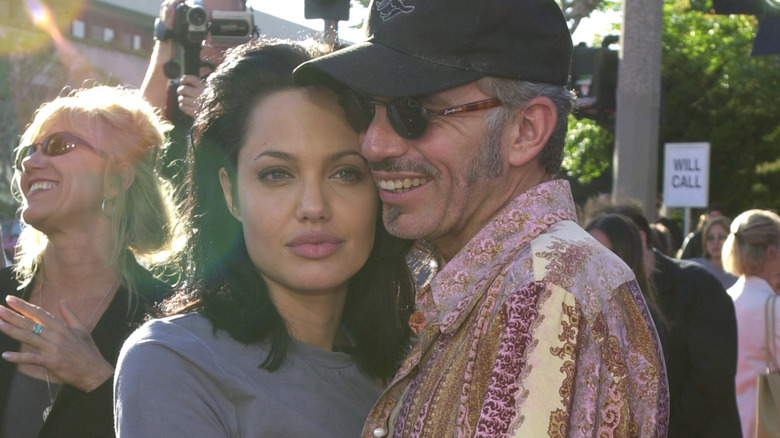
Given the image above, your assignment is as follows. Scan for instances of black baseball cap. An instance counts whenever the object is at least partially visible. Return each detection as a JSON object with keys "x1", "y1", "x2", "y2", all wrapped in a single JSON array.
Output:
[{"x1": 293, "y1": 0, "x2": 573, "y2": 97}]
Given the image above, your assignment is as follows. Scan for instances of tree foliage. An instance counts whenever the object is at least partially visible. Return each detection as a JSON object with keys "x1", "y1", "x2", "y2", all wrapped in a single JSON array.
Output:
[
  {"x1": 563, "y1": 0, "x2": 780, "y2": 214},
  {"x1": 661, "y1": 0, "x2": 780, "y2": 213},
  {"x1": 563, "y1": 117, "x2": 613, "y2": 183},
  {"x1": 560, "y1": 0, "x2": 620, "y2": 35}
]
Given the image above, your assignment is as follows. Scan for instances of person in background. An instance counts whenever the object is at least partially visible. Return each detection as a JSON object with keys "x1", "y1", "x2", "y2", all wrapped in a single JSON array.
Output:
[
  {"x1": 723, "y1": 209, "x2": 780, "y2": 438},
  {"x1": 142, "y1": 0, "x2": 247, "y2": 120},
  {"x1": 595, "y1": 202, "x2": 741, "y2": 438},
  {"x1": 141, "y1": 0, "x2": 250, "y2": 190},
  {"x1": 656, "y1": 195, "x2": 684, "y2": 255},
  {"x1": 0, "y1": 86, "x2": 179, "y2": 437},
  {"x1": 651, "y1": 221, "x2": 675, "y2": 257},
  {"x1": 114, "y1": 39, "x2": 416, "y2": 437},
  {"x1": 293, "y1": 0, "x2": 669, "y2": 435},
  {"x1": 680, "y1": 202, "x2": 726, "y2": 259},
  {"x1": 691, "y1": 216, "x2": 739, "y2": 288},
  {"x1": 585, "y1": 213, "x2": 667, "y2": 349}
]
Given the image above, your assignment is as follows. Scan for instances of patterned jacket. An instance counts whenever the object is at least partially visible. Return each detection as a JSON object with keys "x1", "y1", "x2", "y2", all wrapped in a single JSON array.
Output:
[{"x1": 364, "y1": 179, "x2": 670, "y2": 437}]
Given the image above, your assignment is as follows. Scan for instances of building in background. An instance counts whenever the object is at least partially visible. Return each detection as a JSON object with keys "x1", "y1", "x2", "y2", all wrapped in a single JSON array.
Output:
[{"x1": 0, "y1": 0, "x2": 319, "y2": 87}]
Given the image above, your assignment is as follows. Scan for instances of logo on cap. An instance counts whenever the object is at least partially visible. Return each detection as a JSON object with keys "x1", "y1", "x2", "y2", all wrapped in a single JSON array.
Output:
[{"x1": 376, "y1": 0, "x2": 415, "y2": 21}]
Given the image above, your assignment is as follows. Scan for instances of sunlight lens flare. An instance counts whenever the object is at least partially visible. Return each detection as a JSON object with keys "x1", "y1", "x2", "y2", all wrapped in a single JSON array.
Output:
[
  {"x1": 23, "y1": 0, "x2": 64, "y2": 44},
  {"x1": 15, "y1": 0, "x2": 96, "y2": 84},
  {"x1": 24, "y1": 0, "x2": 54, "y2": 30},
  {"x1": 1, "y1": 0, "x2": 86, "y2": 55}
]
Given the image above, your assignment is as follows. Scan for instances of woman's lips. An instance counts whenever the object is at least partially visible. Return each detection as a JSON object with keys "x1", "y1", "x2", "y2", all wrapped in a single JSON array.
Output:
[{"x1": 286, "y1": 233, "x2": 344, "y2": 259}]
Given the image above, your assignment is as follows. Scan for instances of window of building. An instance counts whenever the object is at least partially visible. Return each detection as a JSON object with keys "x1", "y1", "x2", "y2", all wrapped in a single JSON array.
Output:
[
  {"x1": 72, "y1": 20, "x2": 85, "y2": 38},
  {"x1": 133, "y1": 35, "x2": 141, "y2": 51},
  {"x1": 103, "y1": 27, "x2": 114, "y2": 42}
]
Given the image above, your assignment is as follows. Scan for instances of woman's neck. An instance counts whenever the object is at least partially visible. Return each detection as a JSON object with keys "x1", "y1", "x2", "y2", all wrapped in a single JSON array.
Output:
[
  {"x1": 710, "y1": 255, "x2": 723, "y2": 268},
  {"x1": 37, "y1": 236, "x2": 119, "y2": 300},
  {"x1": 269, "y1": 286, "x2": 348, "y2": 351}
]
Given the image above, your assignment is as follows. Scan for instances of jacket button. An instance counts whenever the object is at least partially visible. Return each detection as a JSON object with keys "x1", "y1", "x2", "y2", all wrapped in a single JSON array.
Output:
[{"x1": 373, "y1": 427, "x2": 388, "y2": 437}]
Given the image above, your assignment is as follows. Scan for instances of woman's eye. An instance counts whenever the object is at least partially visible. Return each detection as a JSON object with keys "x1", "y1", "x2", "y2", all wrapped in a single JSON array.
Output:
[
  {"x1": 258, "y1": 168, "x2": 291, "y2": 181},
  {"x1": 333, "y1": 167, "x2": 363, "y2": 181}
]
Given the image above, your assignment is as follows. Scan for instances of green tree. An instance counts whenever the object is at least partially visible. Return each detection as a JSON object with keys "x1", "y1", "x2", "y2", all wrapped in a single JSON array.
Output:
[
  {"x1": 563, "y1": 117, "x2": 613, "y2": 183},
  {"x1": 563, "y1": 0, "x2": 780, "y2": 214},
  {"x1": 661, "y1": 0, "x2": 780, "y2": 213}
]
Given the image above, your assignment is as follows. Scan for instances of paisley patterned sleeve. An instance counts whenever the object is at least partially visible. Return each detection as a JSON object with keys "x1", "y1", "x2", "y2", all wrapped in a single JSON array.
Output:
[{"x1": 563, "y1": 280, "x2": 670, "y2": 437}]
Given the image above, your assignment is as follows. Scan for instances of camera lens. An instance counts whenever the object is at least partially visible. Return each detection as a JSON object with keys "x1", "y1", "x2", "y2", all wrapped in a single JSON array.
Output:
[{"x1": 187, "y1": 6, "x2": 207, "y2": 26}]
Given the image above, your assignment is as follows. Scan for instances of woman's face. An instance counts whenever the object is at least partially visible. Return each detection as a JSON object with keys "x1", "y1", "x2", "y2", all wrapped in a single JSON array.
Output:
[
  {"x1": 588, "y1": 228, "x2": 613, "y2": 251},
  {"x1": 220, "y1": 88, "x2": 376, "y2": 296},
  {"x1": 705, "y1": 222, "x2": 729, "y2": 261},
  {"x1": 17, "y1": 120, "x2": 110, "y2": 234}
]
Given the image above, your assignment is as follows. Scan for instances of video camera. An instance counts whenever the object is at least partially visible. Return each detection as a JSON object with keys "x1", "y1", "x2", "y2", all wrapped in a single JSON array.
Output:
[
  {"x1": 173, "y1": 0, "x2": 255, "y2": 46},
  {"x1": 164, "y1": 0, "x2": 256, "y2": 126}
]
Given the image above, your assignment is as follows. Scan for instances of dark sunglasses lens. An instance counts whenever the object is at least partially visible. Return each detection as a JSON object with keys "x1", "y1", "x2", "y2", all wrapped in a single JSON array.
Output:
[
  {"x1": 339, "y1": 90, "x2": 374, "y2": 133},
  {"x1": 388, "y1": 97, "x2": 427, "y2": 139},
  {"x1": 45, "y1": 134, "x2": 71, "y2": 156}
]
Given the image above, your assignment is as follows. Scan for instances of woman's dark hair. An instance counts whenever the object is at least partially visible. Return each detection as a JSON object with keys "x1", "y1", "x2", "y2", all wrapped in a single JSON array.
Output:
[
  {"x1": 585, "y1": 213, "x2": 660, "y2": 318},
  {"x1": 167, "y1": 39, "x2": 415, "y2": 380}
]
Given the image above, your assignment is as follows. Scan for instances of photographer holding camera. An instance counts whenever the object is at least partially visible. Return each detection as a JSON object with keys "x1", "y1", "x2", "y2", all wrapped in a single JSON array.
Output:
[
  {"x1": 141, "y1": 0, "x2": 253, "y2": 187},
  {"x1": 142, "y1": 0, "x2": 253, "y2": 121}
]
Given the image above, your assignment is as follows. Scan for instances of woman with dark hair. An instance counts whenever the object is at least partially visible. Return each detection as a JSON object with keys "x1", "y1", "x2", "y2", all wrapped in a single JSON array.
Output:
[
  {"x1": 585, "y1": 213, "x2": 663, "y2": 335},
  {"x1": 114, "y1": 39, "x2": 416, "y2": 437}
]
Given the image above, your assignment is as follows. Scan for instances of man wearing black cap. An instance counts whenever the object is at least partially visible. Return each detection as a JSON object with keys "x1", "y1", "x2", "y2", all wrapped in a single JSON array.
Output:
[{"x1": 295, "y1": 0, "x2": 669, "y2": 436}]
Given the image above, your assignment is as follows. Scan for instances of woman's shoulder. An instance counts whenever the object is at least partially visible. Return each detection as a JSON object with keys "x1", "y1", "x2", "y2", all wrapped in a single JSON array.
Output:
[
  {"x1": 0, "y1": 266, "x2": 18, "y2": 289},
  {"x1": 120, "y1": 313, "x2": 264, "y2": 381},
  {"x1": 0, "y1": 267, "x2": 24, "y2": 302},
  {"x1": 130, "y1": 313, "x2": 213, "y2": 345},
  {"x1": 688, "y1": 257, "x2": 709, "y2": 266},
  {"x1": 125, "y1": 313, "x2": 256, "y2": 360}
]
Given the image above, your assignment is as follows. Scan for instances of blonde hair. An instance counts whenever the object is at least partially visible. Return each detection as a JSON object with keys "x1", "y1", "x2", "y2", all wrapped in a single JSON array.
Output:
[
  {"x1": 722, "y1": 209, "x2": 780, "y2": 276},
  {"x1": 11, "y1": 86, "x2": 183, "y2": 295}
]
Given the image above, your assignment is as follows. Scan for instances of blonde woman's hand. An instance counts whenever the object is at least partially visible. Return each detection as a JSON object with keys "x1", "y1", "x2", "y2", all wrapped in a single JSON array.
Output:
[{"x1": 0, "y1": 295, "x2": 114, "y2": 392}]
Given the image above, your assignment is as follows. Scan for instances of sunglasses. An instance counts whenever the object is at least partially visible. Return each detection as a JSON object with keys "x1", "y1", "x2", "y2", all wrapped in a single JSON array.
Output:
[
  {"x1": 707, "y1": 233, "x2": 728, "y2": 242},
  {"x1": 339, "y1": 89, "x2": 502, "y2": 139},
  {"x1": 15, "y1": 132, "x2": 108, "y2": 171}
]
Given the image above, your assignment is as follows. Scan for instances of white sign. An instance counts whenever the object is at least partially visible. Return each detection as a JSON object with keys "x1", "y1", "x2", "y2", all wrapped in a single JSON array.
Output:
[{"x1": 663, "y1": 142, "x2": 710, "y2": 208}]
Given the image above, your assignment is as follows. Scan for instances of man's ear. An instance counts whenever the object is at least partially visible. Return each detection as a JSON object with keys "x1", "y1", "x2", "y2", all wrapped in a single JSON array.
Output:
[
  {"x1": 504, "y1": 96, "x2": 557, "y2": 167},
  {"x1": 219, "y1": 168, "x2": 241, "y2": 222}
]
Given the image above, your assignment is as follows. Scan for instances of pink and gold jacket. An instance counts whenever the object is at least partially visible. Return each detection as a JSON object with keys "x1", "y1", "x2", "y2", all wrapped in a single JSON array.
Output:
[{"x1": 364, "y1": 179, "x2": 669, "y2": 438}]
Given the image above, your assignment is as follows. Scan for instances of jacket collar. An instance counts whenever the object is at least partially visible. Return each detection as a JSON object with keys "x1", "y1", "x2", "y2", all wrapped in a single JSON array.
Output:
[{"x1": 420, "y1": 179, "x2": 578, "y2": 334}]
